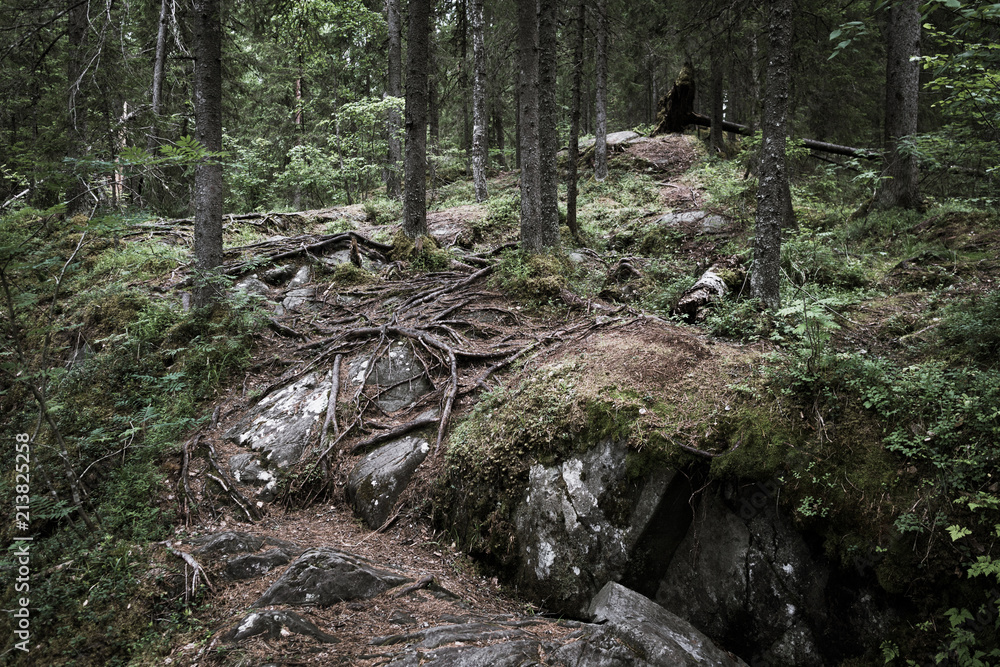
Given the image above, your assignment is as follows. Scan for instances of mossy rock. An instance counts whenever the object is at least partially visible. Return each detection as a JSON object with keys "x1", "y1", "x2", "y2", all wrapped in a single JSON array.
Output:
[
  {"x1": 388, "y1": 230, "x2": 450, "y2": 270},
  {"x1": 330, "y1": 262, "x2": 375, "y2": 286}
]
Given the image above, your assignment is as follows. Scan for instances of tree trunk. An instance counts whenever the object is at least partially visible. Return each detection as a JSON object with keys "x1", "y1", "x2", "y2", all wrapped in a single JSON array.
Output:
[
  {"x1": 566, "y1": 0, "x2": 585, "y2": 241},
  {"x1": 594, "y1": 0, "x2": 608, "y2": 182},
  {"x1": 492, "y1": 104, "x2": 507, "y2": 169},
  {"x1": 876, "y1": 0, "x2": 921, "y2": 210},
  {"x1": 517, "y1": 0, "x2": 542, "y2": 251},
  {"x1": 66, "y1": 0, "x2": 90, "y2": 214},
  {"x1": 192, "y1": 0, "x2": 224, "y2": 308},
  {"x1": 710, "y1": 46, "x2": 725, "y2": 154},
  {"x1": 385, "y1": 0, "x2": 402, "y2": 199},
  {"x1": 750, "y1": 0, "x2": 792, "y2": 311},
  {"x1": 403, "y1": 0, "x2": 430, "y2": 238},
  {"x1": 151, "y1": 0, "x2": 169, "y2": 121},
  {"x1": 471, "y1": 0, "x2": 488, "y2": 202},
  {"x1": 537, "y1": 0, "x2": 559, "y2": 243}
]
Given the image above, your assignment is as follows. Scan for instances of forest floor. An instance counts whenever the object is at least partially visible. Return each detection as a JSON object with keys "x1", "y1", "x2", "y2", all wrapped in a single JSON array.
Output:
[
  {"x1": 9, "y1": 131, "x2": 1000, "y2": 666},
  {"x1": 152, "y1": 134, "x2": 742, "y2": 666}
]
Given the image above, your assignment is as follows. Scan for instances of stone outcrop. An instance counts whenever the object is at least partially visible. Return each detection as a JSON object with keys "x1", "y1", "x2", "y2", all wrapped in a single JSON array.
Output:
[
  {"x1": 589, "y1": 582, "x2": 747, "y2": 666},
  {"x1": 224, "y1": 370, "x2": 331, "y2": 468},
  {"x1": 253, "y1": 547, "x2": 410, "y2": 607},
  {"x1": 346, "y1": 436, "x2": 431, "y2": 528},
  {"x1": 348, "y1": 341, "x2": 432, "y2": 413},
  {"x1": 513, "y1": 439, "x2": 692, "y2": 617}
]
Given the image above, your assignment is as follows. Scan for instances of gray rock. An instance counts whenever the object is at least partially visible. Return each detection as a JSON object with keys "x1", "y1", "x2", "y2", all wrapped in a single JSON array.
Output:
[
  {"x1": 653, "y1": 211, "x2": 729, "y2": 235},
  {"x1": 371, "y1": 622, "x2": 528, "y2": 649},
  {"x1": 234, "y1": 276, "x2": 271, "y2": 296},
  {"x1": 262, "y1": 264, "x2": 295, "y2": 285},
  {"x1": 655, "y1": 492, "x2": 825, "y2": 666},
  {"x1": 279, "y1": 286, "x2": 317, "y2": 314},
  {"x1": 287, "y1": 264, "x2": 311, "y2": 288},
  {"x1": 224, "y1": 370, "x2": 331, "y2": 468},
  {"x1": 389, "y1": 610, "x2": 418, "y2": 625},
  {"x1": 348, "y1": 341, "x2": 432, "y2": 413},
  {"x1": 346, "y1": 436, "x2": 431, "y2": 528},
  {"x1": 229, "y1": 453, "x2": 278, "y2": 501},
  {"x1": 225, "y1": 548, "x2": 293, "y2": 580},
  {"x1": 384, "y1": 640, "x2": 545, "y2": 666},
  {"x1": 253, "y1": 547, "x2": 409, "y2": 607},
  {"x1": 514, "y1": 439, "x2": 687, "y2": 616},
  {"x1": 551, "y1": 624, "x2": 656, "y2": 666},
  {"x1": 579, "y1": 131, "x2": 641, "y2": 149},
  {"x1": 568, "y1": 252, "x2": 587, "y2": 265},
  {"x1": 221, "y1": 610, "x2": 337, "y2": 643},
  {"x1": 190, "y1": 531, "x2": 264, "y2": 556},
  {"x1": 589, "y1": 583, "x2": 748, "y2": 666}
]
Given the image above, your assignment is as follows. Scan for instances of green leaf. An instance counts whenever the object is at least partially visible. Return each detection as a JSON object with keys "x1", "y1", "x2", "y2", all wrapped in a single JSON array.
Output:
[{"x1": 948, "y1": 524, "x2": 972, "y2": 541}]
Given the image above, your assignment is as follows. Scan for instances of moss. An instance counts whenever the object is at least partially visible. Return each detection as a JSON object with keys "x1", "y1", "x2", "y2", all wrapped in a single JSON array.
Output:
[
  {"x1": 492, "y1": 249, "x2": 569, "y2": 303},
  {"x1": 388, "y1": 230, "x2": 451, "y2": 271},
  {"x1": 330, "y1": 262, "x2": 375, "y2": 286}
]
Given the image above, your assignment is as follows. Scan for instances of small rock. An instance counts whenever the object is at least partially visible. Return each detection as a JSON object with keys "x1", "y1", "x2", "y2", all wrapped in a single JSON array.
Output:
[
  {"x1": 253, "y1": 548, "x2": 410, "y2": 607},
  {"x1": 221, "y1": 610, "x2": 337, "y2": 644},
  {"x1": 189, "y1": 532, "x2": 264, "y2": 556},
  {"x1": 225, "y1": 548, "x2": 292, "y2": 580},
  {"x1": 287, "y1": 265, "x2": 311, "y2": 288}
]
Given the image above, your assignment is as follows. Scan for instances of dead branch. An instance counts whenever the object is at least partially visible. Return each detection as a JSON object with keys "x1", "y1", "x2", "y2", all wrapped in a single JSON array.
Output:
[
  {"x1": 163, "y1": 541, "x2": 216, "y2": 598},
  {"x1": 391, "y1": 575, "x2": 435, "y2": 598}
]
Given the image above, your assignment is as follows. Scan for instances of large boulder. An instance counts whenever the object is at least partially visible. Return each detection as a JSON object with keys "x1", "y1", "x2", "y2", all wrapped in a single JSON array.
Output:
[
  {"x1": 253, "y1": 547, "x2": 409, "y2": 607},
  {"x1": 346, "y1": 436, "x2": 431, "y2": 528},
  {"x1": 514, "y1": 439, "x2": 692, "y2": 616},
  {"x1": 587, "y1": 582, "x2": 747, "y2": 666},
  {"x1": 224, "y1": 370, "x2": 331, "y2": 468},
  {"x1": 654, "y1": 487, "x2": 893, "y2": 665},
  {"x1": 349, "y1": 340, "x2": 433, "y2": 413}
]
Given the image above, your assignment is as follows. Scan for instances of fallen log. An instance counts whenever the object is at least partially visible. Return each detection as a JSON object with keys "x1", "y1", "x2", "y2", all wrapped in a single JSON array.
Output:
[
  {"x1": 685, "y1": 113, "x2": 880, "y2": 160},
  {"x1": 674, "y1": 265, "x2": 731, "y2": 321}
]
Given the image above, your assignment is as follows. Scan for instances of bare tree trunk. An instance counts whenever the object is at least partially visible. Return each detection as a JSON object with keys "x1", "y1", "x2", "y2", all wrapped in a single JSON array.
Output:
[
  {"x1": 67, "y1": 0, "x2": 90, "y2": 214},
  {"x1": 403, "y1": 0, "x2": 430, "y2": 238},
  {"x1": 471, "y1": 0, "x2": 488, "y2": 202},
  {"x1": 192, "y1": 0, "x2": 224, "y2": 308},
  {"x1": 750, "y1": 0, "x2": 792, "y2": 311},
  {"x1": 537, "y1": 0, "x2": 559, "y2": 242},
  {"x1": 150, "y1": 0, "x2": 169, "y2": 122},
  {"x1": 566, "y1": 0, "x2": 585, "y2": 240},
  {"x1": 517, "y1": 0, "x2": 542, "y2": 250},
  {"x1": 492, "y1": 104, "x2": 506, "y2": 169},
  {"x1": 876, "y1": 0, "x2": 921, "y2": 210},
  {"x1": 710, "y1": 46, "x2": 725, "y2": 154},
  {"x1": 594, "y1": 0, "x2": 608, "y2": 182},
  {"x1": 385, "y1": 0, "x2": 402, "y2": 199}
]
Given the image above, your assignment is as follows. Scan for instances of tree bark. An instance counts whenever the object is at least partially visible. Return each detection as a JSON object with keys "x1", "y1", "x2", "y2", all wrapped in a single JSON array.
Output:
[
  {"x1": 66, "y1": 0, "x2": 90, "y2": 214},
  {"x1": 517, "y1": 0, "x2": 542, "y2": 251},
  {"x1": 710, "y1": 46, "x2": 725, "y2": 154},
  {"x1": 385, "y1": 0, "x2": 402, "y2": 200},
  {"x1": 537, "y1": 0, "x2": 559, "y2": 243},
  {"x1": 876, "y1": 0, "x2": 921, "y2": 210},
  {"x1": 566, "y1": 0, "x2": 586, "y2": 240},
  {"x1": 192, "y1": 0, "x2": 224, "y2": 308},
  {"x1": 751, "y1": 0, "x2": 792, "y2": 311},
  {"x1": 471, "y1": 0, "x2": 488, "y2": 202},
  {"x1": 492, "y1": 104, "x2": 507, "y2": 169},
  {"x1": 594, "y1": 0, "x2": 609, "y2": 182},
  {"x1": 403, "y1": 0, "x2": 430, "y2": 238}
]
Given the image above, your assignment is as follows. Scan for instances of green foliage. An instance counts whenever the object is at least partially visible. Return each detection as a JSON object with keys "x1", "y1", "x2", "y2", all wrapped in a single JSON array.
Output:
[
  {"x1": 492, "y1": 249, "x2": 567, "y2": 304},
  {"x1": 937, "y1": 288, "x2": 1000, "y2": 365},
  {"x1": 704, "y1": 297, "x2": 772, "y2": 342},
  {"x1": 363, "y1": 197, "x2": 402, "y2": 225}
]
